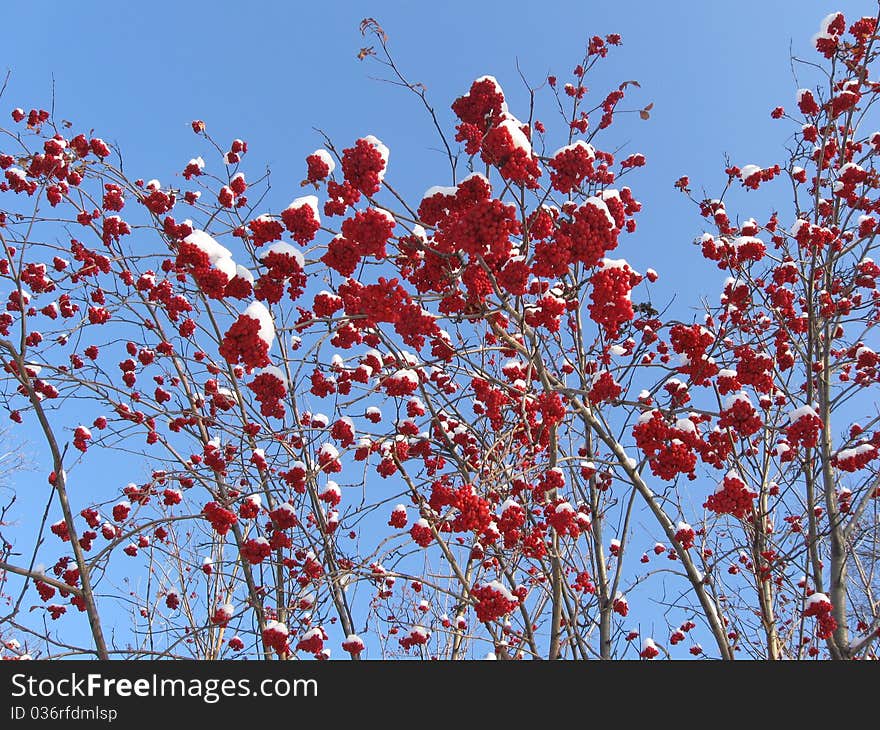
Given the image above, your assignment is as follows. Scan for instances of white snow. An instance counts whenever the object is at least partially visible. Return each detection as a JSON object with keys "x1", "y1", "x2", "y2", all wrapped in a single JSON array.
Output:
[
  {"x1": 723, "y1": 391, "x2": 753, "y2": 410},
  {"x1": 739, "y1": 164, "x2": 762, "y2": 180},
  {"x1": 260, "y1": 241, "x2": 305, "y2": 269},
  {"x1": 301, "y1": 627, "x2": 325, "y2": 642},
  {"x1": 319, "y1": 443, "x2": 339, "y2": 459},
  {"x1": 483, "y1": 579, "x2": 517, "y2": 603},
  {"x1": 363, "y1": 135, "x2": 389, "y2": 175},
  {"x1": 554, "y1": 501, "x2": 575, "y2": 515},
  {"x1": 836, "y1": 444, "x2": 876, "y2": 461},
  {"x1": 788, "y1": 404, "x2": 819, "y2": 422},
  {"x1": 600, "y1": 257, "x2": 639, "y2": 276},
  {"x1": 790, "y1": 219, "x2": 810, "y2": 237},
  {"x1": 818, "y1": 12, "x2": 842, "y2": 37},
  {"x1": 184, "y1": 229, "x2": 234, "y2": 267},
  {"x1": 500, "y1": 498, "x2": 521, "y2": 513},
  {"x1": 423, "y1": 184, "x2": 457, "y2": 199},
  {"x1": 234, "y1": 264, "x2": 254, "y2": 285},
  {"x1": 495, "y1": 118, "x2": 532, "y2": 155},
  {"x1": 258, "y1": 365, "x2": 287, "y2": 387},
  {"x1": 584, "y1": 197, "x2": 617, "y2": 228},
  {"x1": 637, "y1": 409, "x2": 660, "y2": 424},
  {"x1": 551, "y1": 139, "x2": 595, "y2": 160},
  {"x1": 392, "y1": 368, "x2": 419, "y2": 385},
  {"x1": 310, "y1": 149, "x2": 336, "y2": 175},
  {"x1": 244, "y1": 300, "x2": 275, "y2": 348},
  {"x1": 321, "y1": 481, "x2": 341, "y2": 498},
  {"x1": 287, "y1": 194, "x2": 321, "y2": 222}
]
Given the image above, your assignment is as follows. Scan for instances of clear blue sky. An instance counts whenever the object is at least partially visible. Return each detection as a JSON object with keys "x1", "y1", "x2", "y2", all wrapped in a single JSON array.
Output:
[
  {"x1": 1, "y1": 0, "x2": 873, "y2": 657},
  {"x1": 2, "y1": 1, "x2": 867, "y2": 282}
]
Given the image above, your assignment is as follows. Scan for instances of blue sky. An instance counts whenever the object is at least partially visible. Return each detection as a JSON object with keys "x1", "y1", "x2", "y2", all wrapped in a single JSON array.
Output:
[
  {"x1": 3, "y1": 2, "x2": 863, "y2": 234},
  {"x1": 1, "y1": 0, "x2": 873, "y2": 657},
  {"x1": 2, "y1": 0, "x2": 863, "y2": 290}
]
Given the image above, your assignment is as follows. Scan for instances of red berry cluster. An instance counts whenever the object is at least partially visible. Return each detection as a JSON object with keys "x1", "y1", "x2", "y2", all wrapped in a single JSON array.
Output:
[
  {"x1": 388, "y1": 505, "x2": 408, "y2": 528},
  {"x1": 449, "y1": 484, "x2": 492, "y2": 535},
  {"x1": 471, "y1": 581, "x2": 519, "y2": 623},
  {"x1": 175, "y1": 240, "x2": 231, "y2": 299},
  {"x1": 545, "y1": 500, "x2": 583, "y2": 538},
  {"x1": 674, "y1": 523, "x2": 696, "y2": 550},
  {"x1": 589, "y1": 262, "x2": 641, "y2": 338},
  {"x1": 451, "y1": 77, "x2": 506, "y2": 153},
  {"x1": 480, "y1": 121, "x2": 541, "y2": 188},
  {"x1": 246, "y1": 370, "x2": 286, "y2": 418},
  {"x1": 803, "y1": 593, "x2": 838, "y2": 639},
  {"x1": 410, "y1": 518, "x2": 434, "y2": 548},
  {"x1": 269, "y1": 502, "x2": 298, "y2": 530},
  {"x1": 341, "y1": 138, "x2": 387, "y2": 196},
  {"x1": 202, "y1": 501, "x2": 238, "y2": 535},
  {"x1": 341, "y1": 634, "x2": 365, "y2": 655},
  {"x1": 833, "y1": 444, "x2": 878, "y2": 472},
  {"x1": 321, "y1": 235, "x2": 362, "y2": 276},
  {"x1": 305, "y1": 152, "x2": 332, "y2": 183},
  {"x1": 786, "y1": 409, "x2": 823, "y2": 449},
  {"x1": 588, "y1": 370, "x2": 622, "y2": 405},
  {"x1": 668, "y1": 324, "x2": 718, "y2": 385},
  {"x1": 262, "y1": 621, "x2": 289, "y2": 655},
  {"x1": 549, "y1": 141, "x2": 596, "y2": 193},
  {"x1": 281, "y1": 198, "x2": 321, "y2": 245},
  {"x1": 219, "y1": 313, "x2": 271, "y2": 369},
  {"x1": 639, "y1": 639, "x2": 660, "y2": 659},
  {"x1": 398, "y1": 626, "x2": 430, "y2": 651},
  {"x1": 497, "y1": 500, "x2": 525, "y2": 548},
  {"x1": 718, "y1": 394, "x2": 763, "y2": 437},
  {"x1": 240, "y1": 537, "x2": 271, "y2": 565},
  {"x1": 73, "y1": 425, "x2": 91, "y2": 452},
  {"x1": 704, "y1": 472, "x2": 757, "y2": 519},
  {"x1": 551, "y1": 198, "x2": 619, "y2": 272},
  {"x1": 295, "y1": 627, "x2": 327, "y2": 656},
  {"x1": 341, "y1": 207, "x2": 394, "y2": 258}
]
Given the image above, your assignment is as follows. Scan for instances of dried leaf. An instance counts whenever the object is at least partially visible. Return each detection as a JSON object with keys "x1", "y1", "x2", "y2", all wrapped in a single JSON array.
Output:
[
  {"x1": 619, "y1": 80, "x2": 641, "y2": 90},
  {"x1": 360, "y1": 17, "x2": 387, "y2": 43},
  {"x1": 639, "y1": 102, "x2": 654, "y2": 120},
  {"x1": 357, "y1": 46, "x2": 375, "y2": 61}
]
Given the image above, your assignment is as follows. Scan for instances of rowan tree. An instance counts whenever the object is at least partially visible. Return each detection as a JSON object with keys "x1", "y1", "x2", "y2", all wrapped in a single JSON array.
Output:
[{"x1": 0, "y1": 9, "x2": 877, "y2": 661}]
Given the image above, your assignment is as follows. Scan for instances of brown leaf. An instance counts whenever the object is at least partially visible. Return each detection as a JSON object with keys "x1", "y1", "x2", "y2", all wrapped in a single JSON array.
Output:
[
  {"x1": 639, "y1": 102, "x2": 654, "y2": 120},
  {"x1": 619, "y1": 80, "x2": 641, "y2": 90},
  {"x1": 357, "y1": 46, "x2": 375, "y2": 61},
  {"x1": 359, "y1": 17, "x2": 387, "y2": 43}
]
